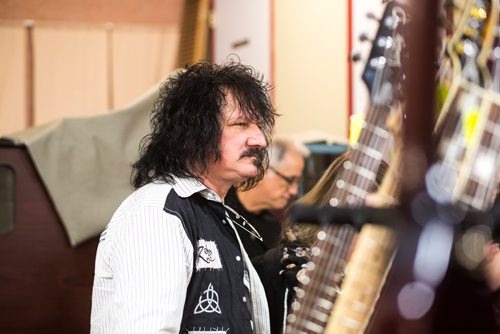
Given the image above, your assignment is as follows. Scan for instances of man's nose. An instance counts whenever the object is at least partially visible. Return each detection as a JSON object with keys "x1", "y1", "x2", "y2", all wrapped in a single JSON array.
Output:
[
  {"x1": 247, "y1": 124, "x2": 267, "y2": 147},
  {"x1": 288, "y1": 182, "x2": 299, "y2": 196}
]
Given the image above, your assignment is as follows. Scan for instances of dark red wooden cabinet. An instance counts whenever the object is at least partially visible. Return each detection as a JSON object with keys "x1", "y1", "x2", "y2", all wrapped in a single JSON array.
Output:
[{"x1": 0, "y1": 144, "x2": 98, "y2": 334}]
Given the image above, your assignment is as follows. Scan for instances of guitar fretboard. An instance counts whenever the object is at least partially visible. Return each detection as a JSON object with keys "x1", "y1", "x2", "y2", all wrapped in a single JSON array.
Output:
[
  {"x1": 331, "y1": 105, "x2": 391, "y2": 206},
  {"x1": 285, "y1": 104, "x2": 391, "y2": 334},
  {"x1": 432, "y1": 79, "x2": 484, "y2": 205},
  {"x1": 324, "y1": 224, "x2": 397, "y2": 334},
  {"x1": 285, "y1": 3, "x2": 405, "y2": 331},
  {"x1": 324, "y1": 127, "x2": 402, "y2": 333},
  {"x1": 287, "y1": 225, "x2": 356, "y2": 333},
  {"x1": 456, "y1": 94, "x2": 500, "y2": 210}
]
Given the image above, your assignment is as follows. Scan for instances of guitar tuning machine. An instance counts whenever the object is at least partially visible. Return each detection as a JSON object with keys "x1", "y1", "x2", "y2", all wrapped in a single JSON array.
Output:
[
  {"x1": 350, "y1": 51, "x2": 362, "y2": 62},
  {"x1": 359, "y1": 32, "x2": 372, "y2": 43},
  {"x1": 366, "y1": 12, "x2": 379, "y2": 21}
]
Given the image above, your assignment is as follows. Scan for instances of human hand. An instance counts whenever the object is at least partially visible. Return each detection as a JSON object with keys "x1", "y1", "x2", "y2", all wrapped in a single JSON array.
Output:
[{"x1": 279, "y1": 246, "x2": 312, "y2": 289}]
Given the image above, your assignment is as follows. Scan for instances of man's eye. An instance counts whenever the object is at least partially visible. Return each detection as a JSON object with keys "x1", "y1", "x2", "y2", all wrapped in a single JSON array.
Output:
[{"x1": 234, "y1": 122, "x2": 248, "y2": 127}]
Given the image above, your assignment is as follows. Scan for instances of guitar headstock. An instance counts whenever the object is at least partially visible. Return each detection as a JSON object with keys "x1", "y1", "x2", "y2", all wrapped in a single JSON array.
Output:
[
  {"x1": 361, "y1": 1, "x2": 407, "y2": 104},
  {"x1": 445, "y1": 0, "x2": 494, "y2": 85}
]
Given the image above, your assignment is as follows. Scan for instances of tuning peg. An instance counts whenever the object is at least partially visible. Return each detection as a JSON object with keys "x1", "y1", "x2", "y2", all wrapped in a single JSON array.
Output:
[
  {"x1": 350, "y1": 51, "x2": 362, "y2": 62},
  {"x1": 366, "y1": 12, "x2": 379, "y2": 21},
  {"x1": 359, "y1": 32, "x2": 372, "y2": 43}
]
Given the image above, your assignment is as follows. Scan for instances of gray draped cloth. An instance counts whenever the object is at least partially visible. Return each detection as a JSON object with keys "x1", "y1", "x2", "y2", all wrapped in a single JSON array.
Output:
[{"x1": 3, "y1": 84, "x2": 160, "y2": 246}]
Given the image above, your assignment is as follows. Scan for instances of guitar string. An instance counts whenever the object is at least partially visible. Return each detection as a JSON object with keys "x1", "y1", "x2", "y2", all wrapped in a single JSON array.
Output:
[
  {"x1": 288, "y1": 71, "x2": 394, "y2": 334},
  {"x1": 288, "y1": 5, "x2": 402, "y2": 330}
]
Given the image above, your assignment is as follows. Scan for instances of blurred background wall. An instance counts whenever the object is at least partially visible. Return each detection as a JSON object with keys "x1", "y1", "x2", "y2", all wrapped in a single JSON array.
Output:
[
  {"x1": 0, "y1": 0, "x2": 182, "y2": 135},
  {"x1": 0, "y1": 0, "x2": 379, "y2": 142}
]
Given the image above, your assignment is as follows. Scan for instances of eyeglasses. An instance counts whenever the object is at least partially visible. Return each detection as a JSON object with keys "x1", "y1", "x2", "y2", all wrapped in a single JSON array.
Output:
[{"x1": 269, "y1": 166, "x2": 301, "y2": 187}]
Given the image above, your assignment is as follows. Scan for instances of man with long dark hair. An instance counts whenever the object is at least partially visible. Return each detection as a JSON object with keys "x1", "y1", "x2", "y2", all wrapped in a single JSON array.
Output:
[
  {"x1": 225, "y1": 135, "x2": 309, "y2": 259},
  {"x1": 90, "y1": 61, "x2": 278, "y2": 333}
]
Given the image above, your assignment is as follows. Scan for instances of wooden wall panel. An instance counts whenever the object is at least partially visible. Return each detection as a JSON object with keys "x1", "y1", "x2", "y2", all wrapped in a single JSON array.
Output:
[
  {"x1": 0, "y1": 0, "x2": 183, "y2": 25},
  {"x1": 112, "y1": 24, "x2": 179, "y2": 109},
  {"x1": 33, "y1": 23, "x2": 109, "y2": 125},
  {"x1": 0, "y1": 23, "x2": 26, "y2": 135}
]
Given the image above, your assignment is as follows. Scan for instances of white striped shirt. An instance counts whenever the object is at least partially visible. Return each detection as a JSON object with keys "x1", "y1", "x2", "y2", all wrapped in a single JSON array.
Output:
[{"x1": 90, "y1": 177, "x2": 270, "y2": 333}]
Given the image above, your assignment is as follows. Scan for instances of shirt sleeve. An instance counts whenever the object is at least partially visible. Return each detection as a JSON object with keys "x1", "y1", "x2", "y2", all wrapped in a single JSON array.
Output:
[{"x1": 91, "y1": 205, "x2": 194, "y2": 333}]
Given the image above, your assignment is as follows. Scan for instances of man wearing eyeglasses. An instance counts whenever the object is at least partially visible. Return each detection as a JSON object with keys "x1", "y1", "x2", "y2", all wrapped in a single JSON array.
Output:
[{"x1": 225, "y1": 135, "x2": 310, "y2": 259}]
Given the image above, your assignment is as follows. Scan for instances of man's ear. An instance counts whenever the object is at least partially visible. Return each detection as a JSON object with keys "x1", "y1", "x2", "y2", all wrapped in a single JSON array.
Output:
[{"x1": 484, "y1": 242, "x2": 500, "y2": 262}]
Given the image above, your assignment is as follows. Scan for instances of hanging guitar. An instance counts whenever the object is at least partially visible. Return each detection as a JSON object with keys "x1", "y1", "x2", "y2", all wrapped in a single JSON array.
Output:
[
  {"x1": 285, "y1": 2, "x2": 406, "y2": 333},
  {"x1": 323, "y1": 105, "x2": 404, "y2": 334},
  {"x1": 453, "y1": 1, "x2": 499, "y2": 211},
  {"x1": 428, "y1": 0, "x2": 498, "y2": 211}
]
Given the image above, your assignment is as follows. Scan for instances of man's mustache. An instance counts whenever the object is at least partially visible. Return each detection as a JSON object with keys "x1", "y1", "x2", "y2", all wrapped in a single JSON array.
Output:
[{"x1": 240, "y1": 147, "x2": 266, "y2": 166}]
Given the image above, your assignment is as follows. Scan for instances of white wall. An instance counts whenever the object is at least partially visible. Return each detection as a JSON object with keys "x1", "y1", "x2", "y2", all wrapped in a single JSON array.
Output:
[
  {"x1": 214, "y1": 0, "x2": 362, "y2": 143},
  {"x1": 274, "y1": 0, "x2": 348, "y2": 142},
  {"x1": 213, "y1": 0, "x2": 271, "y2": 82}
]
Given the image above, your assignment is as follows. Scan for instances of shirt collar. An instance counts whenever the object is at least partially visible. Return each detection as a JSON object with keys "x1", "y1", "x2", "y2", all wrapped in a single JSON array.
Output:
[{"x1": 171, "y1": 175, "x2": 223, "y2": 203}]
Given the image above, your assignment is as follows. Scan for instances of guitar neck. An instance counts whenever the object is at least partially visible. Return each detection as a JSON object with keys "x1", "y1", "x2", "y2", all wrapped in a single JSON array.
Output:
[
  {"x1": 435, "y1": 0, "x2": 497, "y2": 178},
  {"x1": 286, "y1": 225, "x2": 357, "y2": 333},
  {"x1": 330, "y1": 104, "x2": 391, "y2": 206},
  {"x1": 454, "y1": 90, "x2": 500, "y2": 210},
  {"x1": 434, "y1": 75, "x2": 500, "y2": 211},
  {"x1": 324, "y1": 109, "x2": 403, "y2": 333},
  {"x1": 455, "y1": 0, "x2": 499, "y2": 210},
  {"x1": 477, "y1": 0, "x2": 499, "y2": 88},
  {"x1": 285, "y1": 2, "x2": 405, "y2": 332},
  {"x1": 285, "y1": 103, "x2": 392, "y2": 334},
  {"x1": 432, "y1": 75, "x2": 496, "y2": 208},
  {"x1": 324, "y1": 224, "x2": 398, "y2": 334}
]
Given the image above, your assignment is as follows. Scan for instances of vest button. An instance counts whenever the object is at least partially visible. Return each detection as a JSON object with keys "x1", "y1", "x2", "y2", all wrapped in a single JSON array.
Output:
[{"x1": 236, "y1": 255, "x2": 241, "y2": 261}]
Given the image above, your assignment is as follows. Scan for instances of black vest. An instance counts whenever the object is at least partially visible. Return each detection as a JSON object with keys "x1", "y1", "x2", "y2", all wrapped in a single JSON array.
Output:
[{"x1": 165, "y1": 190, "x2": 254, "y2": 333}]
